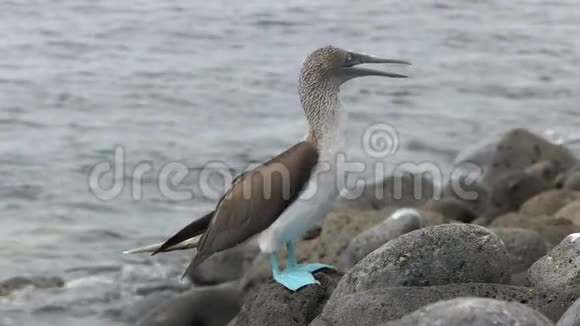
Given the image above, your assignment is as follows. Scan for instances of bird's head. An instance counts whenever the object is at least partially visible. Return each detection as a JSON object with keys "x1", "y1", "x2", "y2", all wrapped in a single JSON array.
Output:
[{"x1": 299, "y1": 45, "x2": 410, "y2": 89}]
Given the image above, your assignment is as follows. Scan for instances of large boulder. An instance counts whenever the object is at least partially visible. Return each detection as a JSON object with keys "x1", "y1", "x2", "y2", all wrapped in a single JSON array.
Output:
[
  {"x1": 339, "y1": 173, "x2": 437, "y2": 210},
  {"x1": 489, "y1": 213, "x2": 580, "y2": 249},
  {"x1": 338, "y1": 208, "x2": 422, "y2": 269},
  {"x1": 520, "y1": 190, "x2": 580, "y2": 217},
  {"x1": 314, "y1": 284, "x2": 578, "y2": 325},
  {"x1": 380, "y1": 297, "x2": 553, "y2": 326},
  {"x1": 136, "y1": 282, "x2": 241, "y2": 326},
  {"x1": 330, "y1": 224, "x2": 509, "y2": 300},
  {"x1": 489, "y1": 227, "x2": 547, "y2": 274},
  {"x1": 233, "y1": 271, "x2": 340, "y2": 326},
  {"x1": 528, "y1": 234, "x2": 580, "y2": 291},
  {"x1": 484, "y1": 171, "x2": 549, "y2": 219},
  {"x1": 482, "y1": 128, "x2": 576, "y2": 186}
]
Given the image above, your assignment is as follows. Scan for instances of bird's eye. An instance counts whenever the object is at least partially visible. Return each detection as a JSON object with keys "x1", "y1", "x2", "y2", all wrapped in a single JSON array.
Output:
[{"x1": 345, "y1": 53, "x2": 352, "y2": 62}]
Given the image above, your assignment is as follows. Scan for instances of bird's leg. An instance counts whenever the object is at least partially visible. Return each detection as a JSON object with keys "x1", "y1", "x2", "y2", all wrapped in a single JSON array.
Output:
[{"x1": 285, "y1": 241, "x2": 336, "y2": 273}]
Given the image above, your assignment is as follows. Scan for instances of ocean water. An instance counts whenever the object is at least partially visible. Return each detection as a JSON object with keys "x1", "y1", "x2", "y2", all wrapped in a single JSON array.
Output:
[{"x1": 1, "y1": 0, "x2": 580, "y2": 324}]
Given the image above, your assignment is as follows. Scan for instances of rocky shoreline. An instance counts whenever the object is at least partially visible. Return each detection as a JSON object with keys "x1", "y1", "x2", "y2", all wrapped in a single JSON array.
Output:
[{"x1": 5, "y1": 127, "x2": 580, "y2": 326}]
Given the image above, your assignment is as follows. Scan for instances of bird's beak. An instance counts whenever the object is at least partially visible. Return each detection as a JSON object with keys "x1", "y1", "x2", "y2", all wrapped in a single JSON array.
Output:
[{"x1": 338, "y1": 52, "x2": 411, "y2": 83}]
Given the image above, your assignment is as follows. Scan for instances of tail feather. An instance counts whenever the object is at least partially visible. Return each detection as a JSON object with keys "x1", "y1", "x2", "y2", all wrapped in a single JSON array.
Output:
[{"x1": 151, "y1": 211, "x2": 214, "y2": 256}]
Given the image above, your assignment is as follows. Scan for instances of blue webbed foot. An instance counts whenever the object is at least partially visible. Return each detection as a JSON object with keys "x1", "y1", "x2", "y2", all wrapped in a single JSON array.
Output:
[{"x1": 273, "y1": 266, "x2": 320, "y2": 291}]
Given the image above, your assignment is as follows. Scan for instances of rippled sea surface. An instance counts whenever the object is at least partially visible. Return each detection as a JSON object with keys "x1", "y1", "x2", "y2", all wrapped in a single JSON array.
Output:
[{"x1": 1, "y1": 0, "x2": 580, "y2": 324}]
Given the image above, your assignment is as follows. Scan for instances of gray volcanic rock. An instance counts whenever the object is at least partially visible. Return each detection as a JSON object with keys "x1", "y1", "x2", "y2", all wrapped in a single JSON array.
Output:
[
  {"x1": 489, "y1": 213, "x2": 580, "y2": 249},
  {"x1": 0, "y1": 276, "x2": 64, "y2": 296},
  {"x1": 421, "y1": 198, "x2": 477, "y2": 223},
  {"x1": 234, "y1": 271, "x2": 340, "y2": 326},
  {"x1": 557, "y1": 296, "x2": 580, "y2": 326},
  {"x1": 313, "y1": 283, "x2": 580, "y2": 325},
  {"x1": 520, "y1": 190, "x2": 580, "y2": 217},
  {"x1": 338, "y1": 208, "x2": 422, "y2": 269},
  {"x1": 136, "y1": 282, "x2": 241, "y2": 326},
  {"x1": 490, "y1": 227, "x2": 547, "y2": 274},
  {"x1": 528, "y1": 233, "x2": 580, "y2": 290},
  {"x1": 330, "y1": 224, "x2": 509, "y2": 300},
  {"x1": 186, "y1": 240, "x2": 259, "y2": 285},
  {"x1": 381, "y1": 297, "x2": 553, "y2": 326},
  {"x1": 483, "y1": 128, "x2": 576, "y2": 186}
]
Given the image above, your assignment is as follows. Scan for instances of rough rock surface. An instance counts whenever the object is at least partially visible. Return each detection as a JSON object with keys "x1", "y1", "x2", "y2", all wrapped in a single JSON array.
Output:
[
  {"x1": 330, "y1": 224, "x2": 509, "y2": 300},
  {"x1": 136, "y1": 283, "x2": 241, "y2": 326},
  {"x1": 482, "y1": 128, "x2": 576, "y2": 186},
  {"x1": 489, "y1": 213, "x2": 580, "y2": 248},
  {"x1": 0, "y1": 276, "x2": 64, "y2": 296},
  {"x1": 421, "y1": 198, "x2": 477, "y2": 223},
  {"x1": 443, "y1": 175, "x2": 489, "y2": 215},
  {"x1": 314, "y1": 283, "x2": 578, "y2": 325},
  {"x1": 556, "y1": 295, "x2": 580, "y2": 326},
  {"x1": 528, "y1": 234, "x2": 580, "y2": 290},
  {"x1": 186, "y1": 240, "x2": 259, "y2": 285},
  {"x1": 234, "y1": 271, "x2": 340, "y2": 326},
  {"x1": 490, "y1": 227, "x2": 547, "y2": 274},
  {"x1": 380, "y1": 297, "x2": 553, "y2": 326},
  {"x1": 338, "y1": 208, "x2": 422, "y2": 269},
  {"x1": 241, "y1": 208, "x2": 386, "y2": 292},
  {"x1": 520, "y1": 190, "x2": 580, "y2": 217}
]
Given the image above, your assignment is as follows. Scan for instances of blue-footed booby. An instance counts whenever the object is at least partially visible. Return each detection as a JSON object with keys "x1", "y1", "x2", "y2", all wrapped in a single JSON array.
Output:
[{"x1": 125, "y1": 46, "x2": 410, "y2": 291}]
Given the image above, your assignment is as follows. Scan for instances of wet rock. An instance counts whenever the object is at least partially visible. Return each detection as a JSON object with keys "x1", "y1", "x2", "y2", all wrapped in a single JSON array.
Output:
[
  {"x1": 330, "y1": 224, "x2": 509, "y2": 300},
  {"x1": 484, "y1": 171, "x2": 548, "y2": 220},
  {"x1": 338, "y1": 208, "x2": 422, "y2": 269},
  {"x1": 489, "y1": 213, "x2": 580, "y2": 248},
  {"x1": 421, "y1": 198, "x2": 477, "y2": 223},
  {"x1": 234, "y1": 271, "x2": 340, "y2": 326},
  {"x1": 520, "y1": 190, "x2": 580, "y2": 217},
  {"x1": 0, "y1": 276, "x2": 64, "y2": 296},
  {"x1": 136, "y1": 282, "x2": 241, "y2": 326},
  {"x1": 528, "y1": 234, "x2": 580, "y2": 290},
  {"x1": 489, "y1": 227, "x2": 547, "y2": 274},
  {"x1": 381, "y1": 297, "x2": 553, "y2": 326},
  {"x1": 241, "y1": 208, "x2": 386, "y2": 292},
  {"x1": 556, "y1": 296, "x2": 580, "y2": 326},
  {"x1": 555, "y1": 201, "x2": 580, "y2": 226},
  {"x1": 483, "y1": 128, "x2": 576, "y2": 186},
  {"x1": 186, "y1": 240, "x2": 259, "y2": 285},
  {"x1": 120, "y1": 291, "x2": 177, "y2": 324},
  {"x1": 314, "y1": 283, "x2": 578, "y2": 325}
]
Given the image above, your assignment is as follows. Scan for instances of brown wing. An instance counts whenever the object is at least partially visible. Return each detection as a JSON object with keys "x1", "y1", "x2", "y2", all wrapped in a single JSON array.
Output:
[
  {"x1": 187, "y1": 141, "x2": 319, "y2": 270},
  {"x1": 151, "y1": 211, "x2": 214, "y2": 255}
]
